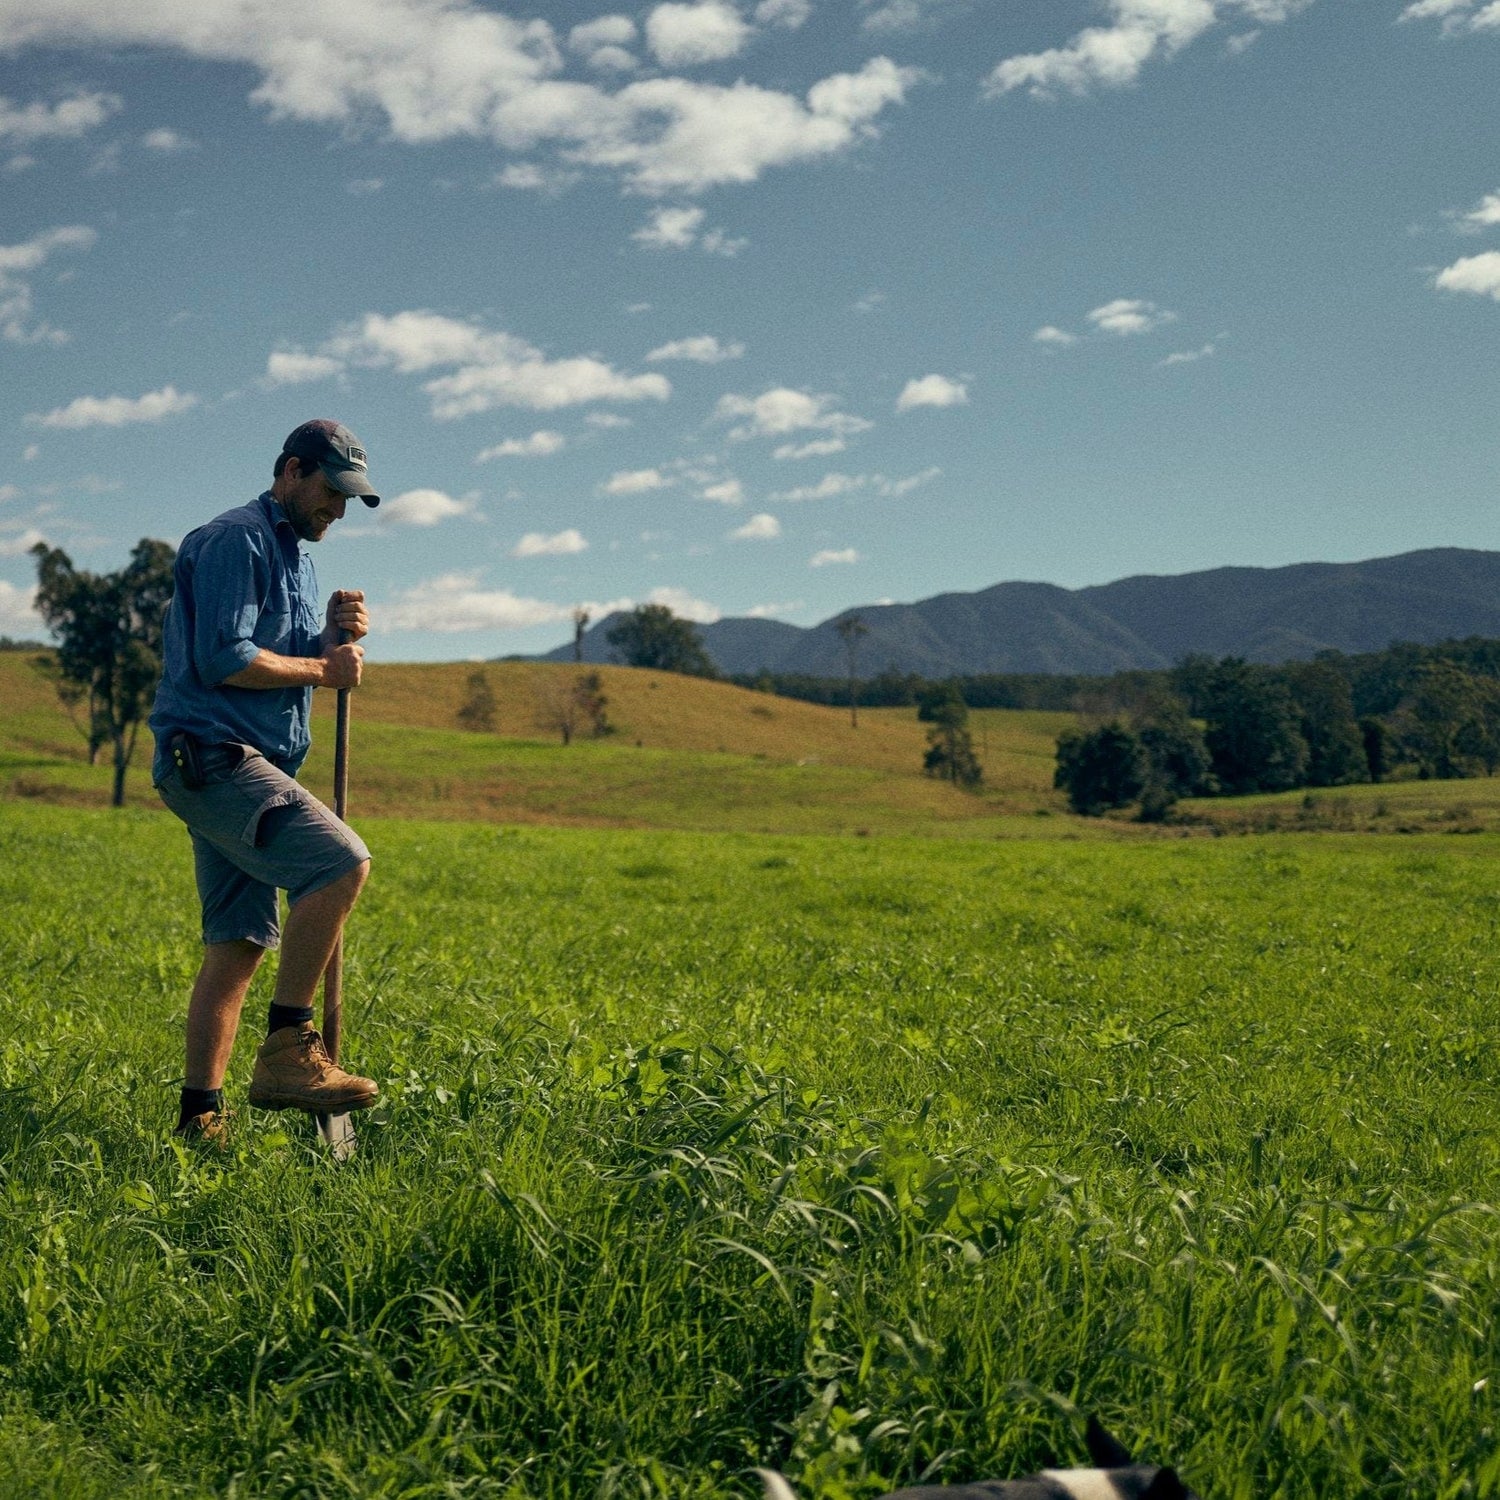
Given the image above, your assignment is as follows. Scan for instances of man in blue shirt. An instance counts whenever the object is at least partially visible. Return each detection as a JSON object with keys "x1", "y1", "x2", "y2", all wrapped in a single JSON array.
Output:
[{"x1": 151, "y1": 420, "x2": 382, "y2": 1143}]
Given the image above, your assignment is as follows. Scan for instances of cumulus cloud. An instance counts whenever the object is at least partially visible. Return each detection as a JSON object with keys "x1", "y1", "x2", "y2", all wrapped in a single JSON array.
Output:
[
  {"x1": 381, "y1": 572, "x2": 573, "y2": 632},
  {"x1": 1159, "y1": 342, "x2": 1216, "y2": 366},
  {"x1": 646, "y1": 1, "x2": 751, "y2": 65},
  {"x1": 730, "y1": 511, "x2": 781, "y2": 539},
  {"x1": 716, "y1": 387, "x2": 873, "y2": 441},
  {"x1": 326, "y1": 310, "x2": 670, "y2": 418},
  {"x1": 570, "y1": 14, "x2": 638, "y2": 70},
  {"x1": 0, "y1": 223, "x2": 97, "y2": 343},
  {"x1": 746, "y1": 598, "x2": 802, "y2": 616},
  {"x1": 264, "y1": 349, "x2": 343, "y2": 385},
  {"x1": 701, "y1": 478, "x2": 744, "y2": 504},
  {"x1": 0, "y1": 91, "x2": 119, "y2": 144},
  {"x1": 646, "y1": 334, "x2": 745, "y2": 362},
  {"x1": 1032, "y1": 325, "x2": 1079, "y2": 347},
  {"x1": 646, "y1": 584, "x2": 720, "y2": 622},
  {"x1": 631, "y1": 206, "x2": 744, "y2": 253},
  {"x1": 774, "y1": 467, "x2": 938, "y2": 501},
  {"x1": 810, "y1": 547, "x2": 860, "y2": 567},
  {"x1": 773, "y1": 437, "x2": 846, "y2": 460},
  {"x1": 1459, "y1": 191, "x2": 1500, "y2": 228},
  {"x1": 27, "y1": 384, "x2": 198, "y2": 429},
  {"x1": 0, "y1": 525, "x2": 48, "y2": 557},
  {"x1": 379, "y1": 488, "x2": 480, "y2": 526},
  {"x1": 142, "y1": 127, "x2": 195, "y2": 152},
  {"x1": 896, "y1": 373, "x2": 968, "y2": 411},
  {"x1": 604, "y1": 467, "x2": 672, "y2": 494},
  {"x1": 0, "y1": 578, "x2": 41, "y2": 633},
  {"x1": 986, "y1": 0, "x2": 1314, "y2": 99},
  {"x1": 0, "y1": 4, "x2": 915, "y2": 197},
  {"x1": 755, "y1": 0, "x2": 811, "y2": 25},
  {"x1": 1400, "y1": 0, "x2": 1500, "y2": 34},
  {"x1": 476, "y1": 430, "x2": 566, "y2": 460},
  {"x1": 512, "y1": 527, "x2": 587, "y2": 556},
  {"x1": 1087, "y1": 298, "x2": 1177, "y2": 335},
  {"x1": 1435, "y1": 251, "x2": 1500, "y2": 299}
]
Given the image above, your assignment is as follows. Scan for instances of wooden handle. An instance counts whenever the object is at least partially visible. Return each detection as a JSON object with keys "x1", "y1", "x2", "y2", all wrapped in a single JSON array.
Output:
[{"x1": 322, "y1": 653, "x2": 352, "y2": 1064}]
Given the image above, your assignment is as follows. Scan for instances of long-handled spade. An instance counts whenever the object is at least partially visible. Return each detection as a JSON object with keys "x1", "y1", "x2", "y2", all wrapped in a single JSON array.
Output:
[{"x1": 315, "y1": 665, "x2": 358, "y2": 1160}]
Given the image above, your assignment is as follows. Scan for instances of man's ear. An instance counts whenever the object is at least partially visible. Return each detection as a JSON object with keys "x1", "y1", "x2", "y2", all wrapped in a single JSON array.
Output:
[{"x1": 1084, "y1": 1415, "x2": 1135, "y2": 1469}]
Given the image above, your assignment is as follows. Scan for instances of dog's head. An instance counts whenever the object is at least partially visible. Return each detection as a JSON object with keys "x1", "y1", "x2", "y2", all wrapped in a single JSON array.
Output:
[{"x1": 756, "y1": 1416, "x2": 1199, "y2": 1500}]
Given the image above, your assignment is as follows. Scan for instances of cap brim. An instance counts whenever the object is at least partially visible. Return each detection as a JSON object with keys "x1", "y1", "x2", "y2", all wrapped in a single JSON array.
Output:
[{"x1": 321, "y1": 461, "x2": 380, "y2": 506}]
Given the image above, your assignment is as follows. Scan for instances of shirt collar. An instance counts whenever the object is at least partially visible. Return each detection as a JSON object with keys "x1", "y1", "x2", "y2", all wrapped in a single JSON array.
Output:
[{"x1": 257, "y1": 489, "x2": 302, "y2": 551}]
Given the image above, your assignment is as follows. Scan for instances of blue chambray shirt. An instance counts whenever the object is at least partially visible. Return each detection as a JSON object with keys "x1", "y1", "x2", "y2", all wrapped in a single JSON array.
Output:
[{"x1": 150, "y1": 490, "x2": 324, "y2": 781}]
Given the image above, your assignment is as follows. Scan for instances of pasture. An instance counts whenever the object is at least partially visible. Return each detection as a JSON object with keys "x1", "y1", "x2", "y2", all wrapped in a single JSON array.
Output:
[{"x1": 2, "y1": 801, "x2": 1498, "y2": 1496}]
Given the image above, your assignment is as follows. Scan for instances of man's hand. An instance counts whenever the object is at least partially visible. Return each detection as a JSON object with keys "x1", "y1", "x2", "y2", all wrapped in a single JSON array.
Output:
[
  {"x1": 321, "y1": 641, "x2": 365, "y2": 690},
  {"x1": 325, "y1": 589, "x2": 369, "y2": 644}
]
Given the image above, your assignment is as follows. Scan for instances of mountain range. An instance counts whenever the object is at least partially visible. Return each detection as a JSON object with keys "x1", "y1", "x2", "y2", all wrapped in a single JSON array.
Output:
[{"x1": 539, "y1": 549, "x2": 1500, "y2": 678}]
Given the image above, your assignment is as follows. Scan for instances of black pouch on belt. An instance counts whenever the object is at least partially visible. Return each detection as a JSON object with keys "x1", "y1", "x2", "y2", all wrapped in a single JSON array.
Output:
[{"x1": 165, "y1": 730, "x2": 205, "y2": 791}]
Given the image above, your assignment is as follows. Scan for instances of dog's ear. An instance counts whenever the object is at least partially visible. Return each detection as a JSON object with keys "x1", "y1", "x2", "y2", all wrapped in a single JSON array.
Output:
[
  {"x1": 1141, "y1": 1467, "x2": 1190, "y2": 1499},
  {"x1": 1084, "y1": 1416, "x2": 1135, "y2": 1469},
  {"x1": 754, "y1": 1471, "x2": 800, "y2": 1500}
]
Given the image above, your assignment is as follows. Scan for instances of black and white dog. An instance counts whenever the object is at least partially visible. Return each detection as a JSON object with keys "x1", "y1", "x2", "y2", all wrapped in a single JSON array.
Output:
[{"x1": 758, "y1": 1417, "x2": 1199, "y2": 1500}]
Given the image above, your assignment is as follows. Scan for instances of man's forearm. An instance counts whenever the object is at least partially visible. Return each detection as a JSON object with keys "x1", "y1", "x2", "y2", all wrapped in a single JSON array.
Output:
[{"x1": 222, "y1": 649, "x2": 332, "y2": 690}]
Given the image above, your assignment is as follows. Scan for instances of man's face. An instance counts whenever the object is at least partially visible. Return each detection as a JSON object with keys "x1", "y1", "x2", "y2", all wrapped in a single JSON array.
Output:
[{"x1": 282, "y1": 459, "x2": 349, "y2": 543}]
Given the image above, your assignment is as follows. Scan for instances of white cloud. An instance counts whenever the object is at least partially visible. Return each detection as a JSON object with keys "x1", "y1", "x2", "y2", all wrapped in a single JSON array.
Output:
[
  {"x1": 773, "y1": 437, "x2": 846, "y2": 460},
  {"x1": 985, "y1": 0, "x2": 1313, "y2": 100},
  {"x1": 512, "y1": 527, "x2": 588, "y2": 556},
  {"x1": 379, "y1": 488, "x2": 480, "y2": 526},
  {"x1": 0, "y1": 484, "x2": 19, "y2": 501},
  {"x1": 329, "y1": 310, "x2": 671, "y2": 418},
  {"x1": 646, "y1": 584, "x2": 720, "y2": 622},
  {"x1": 716, "y1": 387, "x2": 872, "y2": 440},
  {"x1": 1159, "y1": 342, "x2": 1216, "y2": 366},
  {"x1": 0, "y1": 91, "x2": 119, "y2": 144},
  {"x1": 495, "y1": 162, "x2": 580, "y2": 192},
  {"x1": 730, "y1": 511, "x2": 780, "y2": 539},
  {"x1": 1400, "y1": 0, "x2": 1500, "y2": 34},
  {"x1": 774, "y1": 472, "x2": 866, "y2": 502},
  {"x1": 346, "y1": 176, "x2": 383, "y2": 195},
  {"x1": 142, "y1": 127, "x2": 195, "y2": 152},
  {"x1": 570, "y1": 15, "x2": 638, "y2": 69},
  {"x1": 755, "y1": 0, "x2": 811, "y2": 25},
  {"x1": 810, "y1": 547, "x2": 860, "y2": 567},
  {"x1": 588, "y1": 411, "x2": 633, "y2": 428},
  {"x1": 646, "y1": 2, "x2": 751, "y2": 66},
  {"x1": 0, "y1": 5, "x2": 914, "y2": 198},
  {"x1": 1435, "y1": 251, "x2": 1500, "y2": 299},
  {"x1": 605, "y1": 467, "x2": 671, "y2": 494},
  {"x1": 27, "y1": 385, "x2": 197, "y2": 429},
  {"x1": 21, "y1": 446, "x2": 38, "y2": 462},
  {"x1": 0, "y1": 525, "x2": 48, "y2": 557},
  {"x1": 701, "y1": 478, "x2": 744, "y2": 504},
  {"x1": 646, "y1": 334, "x2": 745, "y2": 362},
  {"x1": 264, "y1": 349, "x2": 343, "y2": 385},
  {"x1": 1087, "y1": 298, "x2": 1177, "y2": 335},
  {"x1": 883, "y1": 466, "x2": 941, "y2": 495},
  {"x1": 0, "y1": 578, "x2": 41, "y2": 633},
  {"x1": 746, "y1": 598, "x2": 802, "y2": 616},
  {"x1": 633, "y1": 206, "x2": 705, "y2": 248},
  {"x1": 1032, "y1": 325, "x2": 1079, "y2": 347},
  {"x1": 1460, "y1": 191, "x2": 1500, "y2": 228},
  {"x1": 0, "y1": 223, "x2": 97, "y2": 344},
  {"x1": 476, "y1": 430, "x2": 566, "y2": 460},
  {"x1": 381, "y1": 572, "x2": 573, "y2": 632},
  {"x1": 896, "y1": 373, "x2": 968, "y2": 411}
]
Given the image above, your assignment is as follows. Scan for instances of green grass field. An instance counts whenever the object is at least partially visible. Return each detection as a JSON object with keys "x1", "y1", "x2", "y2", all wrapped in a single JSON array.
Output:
[{"x1": 2, "y1": 801, "x2": 1498, "y2": 1496}]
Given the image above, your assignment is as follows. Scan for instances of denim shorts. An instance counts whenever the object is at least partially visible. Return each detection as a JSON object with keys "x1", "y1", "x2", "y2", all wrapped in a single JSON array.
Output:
[{"x1": 156, "y1": 743, "x2": 371, "y2": 949}]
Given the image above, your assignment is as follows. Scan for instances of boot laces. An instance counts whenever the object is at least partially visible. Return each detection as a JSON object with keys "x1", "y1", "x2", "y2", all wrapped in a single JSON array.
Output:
[{"x1": 297, "y1": 1028, "x2": 332, "y2": 1065}]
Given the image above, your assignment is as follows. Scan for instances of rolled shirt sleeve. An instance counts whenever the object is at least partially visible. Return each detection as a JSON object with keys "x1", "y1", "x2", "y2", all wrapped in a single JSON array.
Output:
[{"x1": 192, "y1": 529, "x2": 272, "y2": 686}]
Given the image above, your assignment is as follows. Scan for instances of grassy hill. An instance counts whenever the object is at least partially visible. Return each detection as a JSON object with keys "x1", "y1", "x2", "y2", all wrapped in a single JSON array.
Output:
[{"x1": 0, "y1": 652, "x2": 1084, "y2": 837}]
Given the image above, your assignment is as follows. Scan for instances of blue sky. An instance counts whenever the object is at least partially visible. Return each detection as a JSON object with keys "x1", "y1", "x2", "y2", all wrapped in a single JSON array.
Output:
[{"x1": 1, "y1": 0, "x2": 1498, "y2": 659}]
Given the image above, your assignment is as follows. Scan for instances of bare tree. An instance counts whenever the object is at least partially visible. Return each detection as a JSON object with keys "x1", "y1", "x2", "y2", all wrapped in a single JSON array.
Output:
[
  {"x1": 571, "y1": 606, "x2": 591, "y2": 664},
  {"x1": 835, "y1": 614, "x2": 868, "y2": 728},
  {"x1": 534, "y1": 670, "x2": 613, "y2": 744}
]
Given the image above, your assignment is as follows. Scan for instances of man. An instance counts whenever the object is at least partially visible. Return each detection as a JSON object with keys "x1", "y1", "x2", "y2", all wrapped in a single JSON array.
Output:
[{"x1": 150, "y1": 419, "x2": 382, "y2": 1143}]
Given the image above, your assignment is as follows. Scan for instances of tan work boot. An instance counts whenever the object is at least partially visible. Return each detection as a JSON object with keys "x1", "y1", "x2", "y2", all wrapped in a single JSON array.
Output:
[
  {"x1": 248, "y1": 1026, "x2": 379, "y2": 1113},
  {"x1": 173, "y1": 1109, "x2": 234, "y2": 1150}
]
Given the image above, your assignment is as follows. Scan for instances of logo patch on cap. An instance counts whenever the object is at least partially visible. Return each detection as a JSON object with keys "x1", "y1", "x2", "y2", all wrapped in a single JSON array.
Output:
[{"x1": 347, "y1": 446, "x2": 367, "y2": 469}]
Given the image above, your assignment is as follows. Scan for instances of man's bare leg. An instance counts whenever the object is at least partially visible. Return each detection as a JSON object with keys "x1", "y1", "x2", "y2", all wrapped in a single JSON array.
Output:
[
  {"x1": 248, "y1": 860, "x2": 378, "y2": 1113},
  {"x1": 270, "y1": 860, "x2": 369, "y2": 1014},
  {"x1": 185, "y1": 939, "x2": 266, "y2": 1090}
]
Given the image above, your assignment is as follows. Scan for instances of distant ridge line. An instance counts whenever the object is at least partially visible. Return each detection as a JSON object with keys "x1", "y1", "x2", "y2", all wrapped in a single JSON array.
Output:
[{"x1": 539, "y1": 548, "x2": 1500, "y2": 678}]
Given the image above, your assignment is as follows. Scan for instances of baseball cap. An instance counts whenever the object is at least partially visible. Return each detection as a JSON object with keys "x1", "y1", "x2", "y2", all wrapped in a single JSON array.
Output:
[{"x1": 281, "y1": 419, "x2": 380, "y2": 506}]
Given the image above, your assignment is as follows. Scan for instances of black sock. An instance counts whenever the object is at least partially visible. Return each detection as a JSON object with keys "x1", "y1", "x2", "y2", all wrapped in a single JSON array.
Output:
[
  {"x1": 178, "y1": 1087, "x2": 223, "y2": 1129},
  {"x1": 267, "y1": 1003, "x2": 314, "y2": 1035}
]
